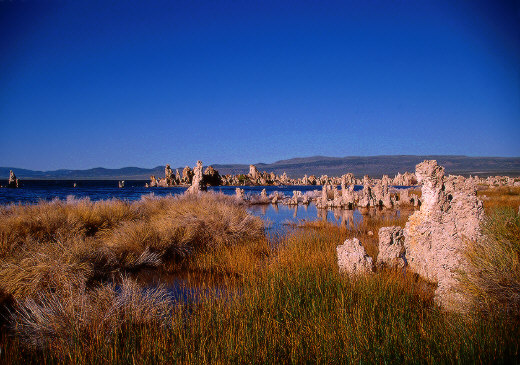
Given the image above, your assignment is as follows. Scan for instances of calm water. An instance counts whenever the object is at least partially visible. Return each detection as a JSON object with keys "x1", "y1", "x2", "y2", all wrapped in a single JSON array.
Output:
[
  {"x1": 0, "y1": 180, "x2": 331, "y2": 204},
  {"x1": 0, "y1": 180, "x2": 405, "y2": 294},
  {"x1": 0, "y1": 180, "x2": 377, "y2": 230}
]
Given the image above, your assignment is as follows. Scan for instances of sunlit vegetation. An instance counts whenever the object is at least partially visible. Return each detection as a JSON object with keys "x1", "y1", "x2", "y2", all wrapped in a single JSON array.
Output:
[
  {"x1": 0, "y1": 192, "x2": 518, "y2": 363},
  {"x1": 478, "y1": 186, "x2": 520, "y2": 212}
]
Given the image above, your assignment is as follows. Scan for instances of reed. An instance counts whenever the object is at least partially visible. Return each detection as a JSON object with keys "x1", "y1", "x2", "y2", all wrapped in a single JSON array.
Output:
[{"x1": 0, "y1": 192, "x2": 518, "y2": 363}]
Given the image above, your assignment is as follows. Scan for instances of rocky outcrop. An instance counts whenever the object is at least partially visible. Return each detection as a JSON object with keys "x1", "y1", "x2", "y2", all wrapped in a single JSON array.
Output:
[
  {"x1": 147, "y1": 160, "x2": 519, "y2": 189},
  {"x1": 342, "y1": 173, "x2": 355, "y2": 186},
  {"x1": 182, "y1": 166, "x2": 194, "y2": 185},
  {"x1": 164, "y1": 164, "x2": 175, "y2": 186},
  {"x1": 359, "y1": 176, "x2": 375, "y2": 208},
  {"x1": 186, "y1": 161, "x2": 206, "y2": 194},
  {"x1": 403, "y1": 160, "x2": 484, "y2": 310},
  {"x1": 287, "y1": 191, "x2": 300, "y2": 206},
  {"x1": 249, "y1": 165, "x2": 260, "y2": 181},
  {"x1": 316, "y1": 184, "x2": 329, "y2": 209},
  {"x1": 392, "y1": 171, "x2": 417, "y2": 186},
  {"x1": 280, "y1": 172, "x2": 289, "y2": 185},
  {"x1": 337, "y1": 238, "x2": 374, "y2": 274},
  {"x1": 398, "y1": 188, "x2": 410, "y2": 205},
  {"x1": 341, "y1": 184, "x2": 355, "y2": 209},
  {"x1": 380, "y1": 175, "x2": 394, "y2": 208},
  {"x1": 148, "y1": 175, "x2": 158, "y2": 187},
  {"x1": 235, "y1": 187, "x2": 245, "y2": 200},
  {"x1": 203, "y1": 166, "x2": 221, "y2": 186},
  {"x1": 308, "y1": 175, "x2": 317, "y2": 185},
  {"x1": 7, "y1": 170, "x2": 19, "y2": 188},
  {"x1": 336, "y1": 160, "x2": 485, "y2": 311},
  {"x1": 377, "y1": 226, "x2": 406, "y2": 269}
]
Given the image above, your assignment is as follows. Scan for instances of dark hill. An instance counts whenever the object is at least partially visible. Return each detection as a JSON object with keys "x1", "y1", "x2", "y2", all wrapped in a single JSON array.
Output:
[{"x1": 2, "y1": 155, "x2": 520, "y2": 180}]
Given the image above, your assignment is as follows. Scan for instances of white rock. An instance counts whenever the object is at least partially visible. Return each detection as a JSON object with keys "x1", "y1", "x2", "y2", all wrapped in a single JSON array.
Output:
[{"x1": 337, "y1": 238, "x2": 374, "y2": 274}]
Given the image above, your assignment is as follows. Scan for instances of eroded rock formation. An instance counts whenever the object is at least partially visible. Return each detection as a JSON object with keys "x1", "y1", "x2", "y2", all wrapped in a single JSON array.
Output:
[
  {"x1": 337, "y1": 238, "x2": 374, "y2": 274},
  {"x1": 341, "y1": 183, "x2": 355, "y2": 209},
  {"x1": 235, "y1": 187, "x2": 245, "y2": 200},
  {"x1": 186, "y1": 161, "x2": 206, "y2": 194},
  {"x1": 359, "y1": 176, "x2": 375, "y2": 208},
  {"x1": 203, "y1": 166, "x2": 221, "y2": 186},
  {"x1": 377, "y1": 226, "x2": 406, "y2": 269},
  {"x1": 165, "y1": 164, "x2": 175, "y2": 186},
  {"x1": 7, "y1": 170, "x2": 19, "y2": 188},
  {"x1": 182, "y1": 166, "x2": 194, "y2": 185},
  {"x1": 336, "y1": 160, "x2": 486, "y2": 311},
  {"x1": 403, "y1": 160, "x2": 484, "y2": 310}
]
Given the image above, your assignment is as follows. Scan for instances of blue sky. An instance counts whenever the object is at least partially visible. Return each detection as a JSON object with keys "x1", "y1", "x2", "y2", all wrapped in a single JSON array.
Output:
[{"x1": 1, "y1": 0, "x2": 519, "y2": 170}]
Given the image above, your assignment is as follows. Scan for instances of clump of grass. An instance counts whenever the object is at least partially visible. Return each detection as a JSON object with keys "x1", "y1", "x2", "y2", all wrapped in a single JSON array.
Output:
[
  {"x1": 11, "y1": 277, "x2": 172, "y2": 352},
  {"x1": 105, "y1": 193, "x2": 264, "y2": 270},
  {"x1": 458, "y1": 207, "x2": 520, "y2": 318},
  {"x1": 0, "y1": 193, "x2": 263, "y2": 301},
  {"x1": 0, "y1": 198, "x2": 138, "y2": 258}
]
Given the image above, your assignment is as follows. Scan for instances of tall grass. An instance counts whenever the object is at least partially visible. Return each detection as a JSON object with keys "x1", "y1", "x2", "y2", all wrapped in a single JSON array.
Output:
[
  {"x1": 458, "y1": 207, "x2": 520, "y2": 318},
  {"x1": 0, "y1": 193, "x2": 519, "y2": 363},
  {"x1": 478, "y1": 186, "x2": 520, "y2": 211},
  {"x1": 2, "y1": 225, "x2": 518, "y2": 364}
]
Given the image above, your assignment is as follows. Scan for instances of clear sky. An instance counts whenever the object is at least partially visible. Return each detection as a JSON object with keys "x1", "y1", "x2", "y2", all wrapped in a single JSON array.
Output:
[{"x1": 1, "y1": 0, "x2": 519, "y2": 170}]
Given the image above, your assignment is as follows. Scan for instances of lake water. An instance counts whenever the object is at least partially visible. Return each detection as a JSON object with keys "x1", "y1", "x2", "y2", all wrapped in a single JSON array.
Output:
[
  {"x1": 0, "y1": 180, "x2": 335, "y2": 204},
  {"x1": 0, "y1": 180, "x2": 408, "y2": 296},
  {"x1": 0, "y1": 180, "x2": 404, "y2": 231}
]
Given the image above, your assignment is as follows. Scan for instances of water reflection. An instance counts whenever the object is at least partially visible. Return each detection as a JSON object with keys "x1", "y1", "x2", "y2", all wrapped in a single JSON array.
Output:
[{"x1": 248, "y1": 203, "x2": 365, "y2": 233}]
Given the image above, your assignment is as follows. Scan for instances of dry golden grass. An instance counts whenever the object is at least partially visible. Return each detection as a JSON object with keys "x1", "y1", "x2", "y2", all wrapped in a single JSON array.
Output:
[
  {"x1": 458, "y1": 207, "x2": 520, "y2": 318},
  {"x1": 1, "y1": 193, "x2": 519, "y2": 363},
  {"x1": 5, "y1": 218, "x2": 515, "y2": 364},
  {"x1": 478, "y1": 186, "x2": 520, "y2": 211},
  {"x1": 0, "y1": 193, "x2": 263, "y2": 302},
  {"x1": 11, "y1": 277, "x2": 173, "y2": 351}
]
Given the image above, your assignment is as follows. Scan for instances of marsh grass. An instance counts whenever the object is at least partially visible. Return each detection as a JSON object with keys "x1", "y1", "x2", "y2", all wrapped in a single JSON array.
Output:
[
  {"x1": 478, "y1": 186, "x2": 520, "y2": 211},
  {"x1": 0, "y1": 193, "x2": 263, "y2": 299},
  {"x1": 301, "y1": 211, "x2": 409, "y2": 260},
  {"x1": 458, "y1": 207, "x2": 520, "y2": 318},
  {"x1": 0, "y1": 193, "x2": 519, "y2": 363}
]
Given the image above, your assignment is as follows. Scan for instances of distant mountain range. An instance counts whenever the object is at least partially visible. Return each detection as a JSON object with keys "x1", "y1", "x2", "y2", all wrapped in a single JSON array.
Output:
[{"x1": 2, "y1": 155, "x2": 520, "y2": 180}]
